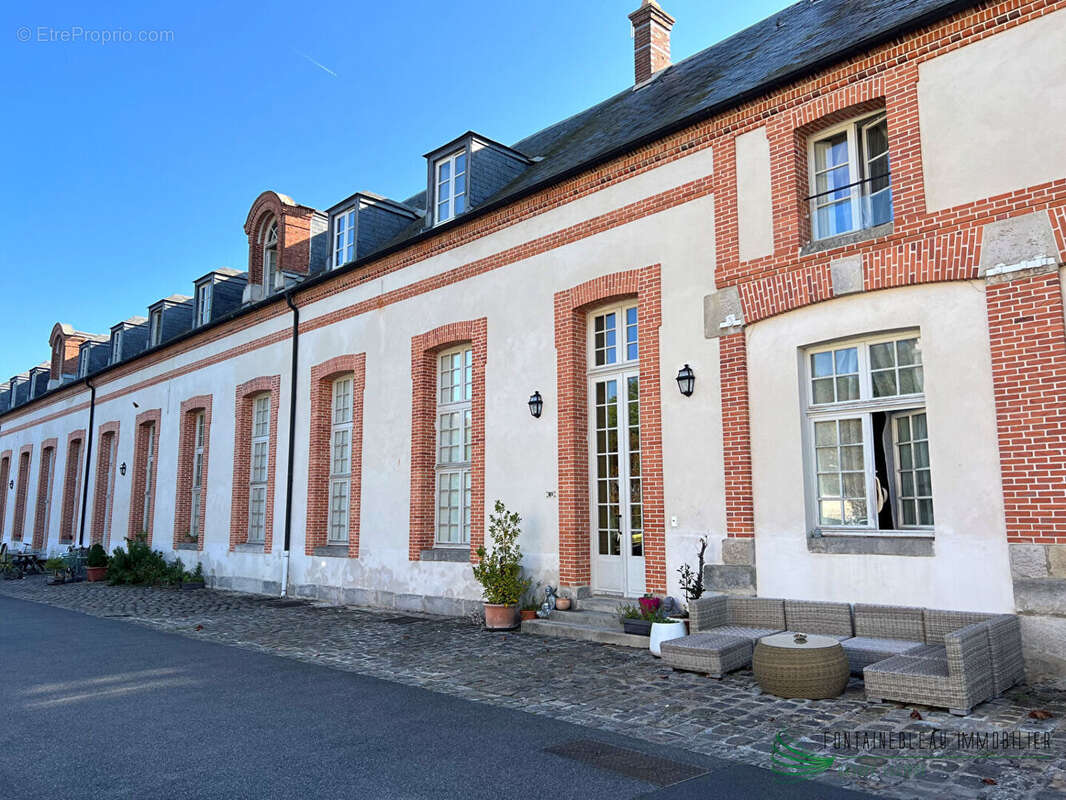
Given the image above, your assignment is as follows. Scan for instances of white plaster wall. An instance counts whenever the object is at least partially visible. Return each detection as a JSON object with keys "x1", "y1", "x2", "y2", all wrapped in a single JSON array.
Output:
[
  {"x1": 735, "y1": 127, "x2": 774, "y2": 262},
  {"x1": 919, "y1": 8, "x2": 1066, "y2": 212},
  {"x1": 747, "y1": 281, "x2": 1014, "y2": 612}
]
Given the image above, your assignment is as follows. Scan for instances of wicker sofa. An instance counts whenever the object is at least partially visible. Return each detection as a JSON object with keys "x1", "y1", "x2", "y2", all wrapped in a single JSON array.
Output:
[{"x1": 659, "y1": 594, "x2": 1024, "y2": 714}]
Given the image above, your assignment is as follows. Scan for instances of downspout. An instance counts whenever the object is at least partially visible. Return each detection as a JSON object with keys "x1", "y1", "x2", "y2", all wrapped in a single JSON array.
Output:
[
  {"x1": 281, "y1": 290, "x2": 300, "y2": 596},
  {"x1": 78, "y1": 378, "x2": 97, "y2": 547}
]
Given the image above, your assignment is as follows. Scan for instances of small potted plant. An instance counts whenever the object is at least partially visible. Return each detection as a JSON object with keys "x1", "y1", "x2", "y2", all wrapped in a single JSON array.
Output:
[
  {"x1": 181, "y1": 563, "x2": 206, "y2": 590},
  {"x1": 618, "y1": 603, "x2": 656, "y2": 636},
  {"x1": 85, "y1": 544, "x2": 109, "y2": 582},
  {"x1": 676, "y1": 536, "x2": 708, "y2": 615},
  {"x1": 182, "y1": 531, "x2": 198, "y2": 545},
  {"x1": 44, "y1": 557, "x2": 67, "y2": 585},
  {"x1": 472, "y1": 500, "x2": 531, "y2": 630},
  {"x1": 519, "y1": 584, "x2": 542, "y2": 622}
]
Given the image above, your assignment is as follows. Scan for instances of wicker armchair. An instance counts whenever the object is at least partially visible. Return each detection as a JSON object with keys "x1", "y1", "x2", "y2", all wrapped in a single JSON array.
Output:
[
  {"x1": 841, "y1": 603, "x2": 925, "y2": 675},
  {"x1": 661, "y1": 594, "x2": 785, "y2": 677},
  {"x1": 863, "y1": 621, "x2": 996, "y2": 715}
]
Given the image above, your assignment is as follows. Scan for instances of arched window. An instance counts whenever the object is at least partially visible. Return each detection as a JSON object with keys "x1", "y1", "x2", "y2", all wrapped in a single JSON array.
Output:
[{"x1": 261, "y1": 218, "x2": 278, "y2": 293}]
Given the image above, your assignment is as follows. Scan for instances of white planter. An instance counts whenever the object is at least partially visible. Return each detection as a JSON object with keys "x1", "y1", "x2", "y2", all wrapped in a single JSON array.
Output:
[{"x1": 649, "y1": 619, "x2": 688, "y2": 657}]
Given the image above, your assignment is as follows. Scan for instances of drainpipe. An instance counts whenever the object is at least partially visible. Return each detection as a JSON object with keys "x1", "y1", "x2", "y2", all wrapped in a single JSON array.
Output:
[
  {"x1": 281, "y1": 290, "x2": 300, "y2": 596},
  {"x1": 78, "y1": 378, "x2": 97, "y2": 547}
]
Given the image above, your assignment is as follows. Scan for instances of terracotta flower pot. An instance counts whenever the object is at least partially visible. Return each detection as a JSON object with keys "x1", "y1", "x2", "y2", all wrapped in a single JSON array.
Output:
[
  {"x1": 555, "y1": 597, "x2": 571, "y2": 611},
  {"x1": 519, "y1": 609, "x2": 538, "y2": 622},
  {"x1": 86, "y1": 566, "x2": 108, "y2": 582},
  {"x1": 483, "y1": 603, "x2": 518, "y2": 629}
]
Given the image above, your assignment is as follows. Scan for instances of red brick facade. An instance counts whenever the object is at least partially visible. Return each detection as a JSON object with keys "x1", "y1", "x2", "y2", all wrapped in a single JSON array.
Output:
[
  {"x1": 12, "y1": 445, "x2": 32, "y2": 542},
  {"x1": 58, "y1": 430, "x2": 85, "y2": 543},
  {"x1": 307, "y1": 355, "x2": 365, "y2": 557},
  {"x1": 409, "y1": 320, "x2": 487, "y2": 562},
  {"x1": 0, "y1": 450, "x2": 11, "y2": 540},
  {"x1": 173, "y1": 396, "x2": 212, "y2": 550},
  {"x1": 554, "y1": 265, "x2": 665, "y2": 592},
  {"x1": 90, "y1": 422, "x2": 119, "y2": 547},
  {"x1": 127, "y1": 409, "x2": 162, "y2": 545},
  {"x1": 230, "y1": 377, "x2": 281, "y2": 552},
  {"x1": 243, "y1": 191, "x2": 320, "y2": 286},
  {"x1": 31, "y1": 437, "x2": 57, "y2": 550}
]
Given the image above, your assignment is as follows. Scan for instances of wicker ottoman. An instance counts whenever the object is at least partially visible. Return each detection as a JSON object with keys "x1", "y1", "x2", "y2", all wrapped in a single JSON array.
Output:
[
  {"x1": 660, "y1": 632, "x2": 753, "y2": 678},
  {"x1": 753, "y1": 632, "x2": 849, "y2": 699}
]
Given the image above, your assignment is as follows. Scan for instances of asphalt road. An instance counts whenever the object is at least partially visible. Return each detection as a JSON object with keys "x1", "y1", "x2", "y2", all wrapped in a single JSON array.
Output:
[{"x1": 0, "y1": 596, "x2": 875, "y2": 799}]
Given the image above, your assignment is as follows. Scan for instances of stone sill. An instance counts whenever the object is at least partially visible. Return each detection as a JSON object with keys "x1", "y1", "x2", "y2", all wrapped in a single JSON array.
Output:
[
  {"x1": 313, "y1": 545, "x2": 352, "y2": 558},
  {"x1": 800, "y1": 221, "x2": 894, "y2": 257},
  {"x1": 175, "y1": 542, "x2": 199, "y2": 551},
  {"x1": 234, "y1": 543, "x2": 265, "y2": 554},
  {"x1": 807, "y1": 533, "x2": 933, "y2": 557},
  {"x1": 420, "y1": 548, "x2": 470, "y2": 563}
]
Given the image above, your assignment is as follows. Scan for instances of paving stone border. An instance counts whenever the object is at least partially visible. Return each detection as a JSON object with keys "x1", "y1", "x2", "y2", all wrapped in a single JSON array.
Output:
[{"x1": 2, "y1": 577, "x2": 1063, "y2": 799}]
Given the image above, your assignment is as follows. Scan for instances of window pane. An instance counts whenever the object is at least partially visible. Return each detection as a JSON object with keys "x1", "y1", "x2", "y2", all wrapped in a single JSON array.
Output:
[
  {"x1": 438, "y1": 161, "x2": 450, "y2": 181},
  {"x1": 843, "y1": 472, "x2": 865, "y2": 498},
  {"x1": 811, "y1": 351, "x2": 833, "y2": 378},
  {"x1": 839, "y1": 419, "x2": 862, "y2": 444},
  {"x1": 834, "y1": 347, "x2": 858, "y2": 375},
  {"x1": 818, "y1": 474, "x2": 841, "y2": 496},
  {"x1": 918, "y1": 499, "x2": 934, "y2": 526},
  {"x1": 872, "y1": 371, "x2": 897, "y2": 397},
  {"x1": 820, "y1": 500, "x2": 843, "y2": 526},
  {"x1": 897, "y1": 338, "x2": 920, "y2": 366},
  {"x1": 841, "y1": 445, "x2": 864, "y2": 470},
  {"x1": 814, "y1": 420, "x2": 837, "y2": 446},
  {"x1": 816, "y1": 447, "x2": 839, "y2": 471},
  {"x1": 843, "y1": 499, "x2": 867, "y2": 525},
  {"x1": 812, "y1": 378, "x2": 834, "y2": 404},
  {"x1": 899, "y1": 367, "x2": 923, "y2": 394},
  {"x1": 455, "y1": 153, "x2": 466, "y2": 173},
  {"x1": 870, "y1": 342, "x2": 895, "y2": 370}
]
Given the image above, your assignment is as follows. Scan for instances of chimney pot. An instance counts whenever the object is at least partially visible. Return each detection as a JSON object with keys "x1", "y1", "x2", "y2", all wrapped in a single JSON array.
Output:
[{"x1": 628, "y1": 0, "x2": 675, "y2": 85}]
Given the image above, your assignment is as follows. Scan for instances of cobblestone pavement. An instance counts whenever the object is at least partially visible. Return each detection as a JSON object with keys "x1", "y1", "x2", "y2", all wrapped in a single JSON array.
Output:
[{"x1": 2, "y1": 576, "x2": 1063, "y2": 799}]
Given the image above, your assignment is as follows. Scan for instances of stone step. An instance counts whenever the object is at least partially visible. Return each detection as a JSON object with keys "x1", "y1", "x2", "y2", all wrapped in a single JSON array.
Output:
[
  {"x1": 520, "y1": 616, "x2": 651, "y2": 649},
  {"x1": 549, "y1": 608, "x2": 620, "y2": 627},
  {"x1": 571, "y1": 595, "x2": 641, "y2": 614}
]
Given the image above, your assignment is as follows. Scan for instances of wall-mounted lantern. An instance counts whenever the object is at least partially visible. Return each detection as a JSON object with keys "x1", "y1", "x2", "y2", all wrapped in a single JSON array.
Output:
[
  {"x1": 119, "y1": 462, "x2": 127, "y2": 476},
  {"x1": 528, "y1": 391, "x2": 543, "y2": 419},
  {"x1": 7, "y1": 480, "x2": 12, "y2": 490},
  {"x1": 676, "y1": 364, "x2": 695, "y2": 397}
]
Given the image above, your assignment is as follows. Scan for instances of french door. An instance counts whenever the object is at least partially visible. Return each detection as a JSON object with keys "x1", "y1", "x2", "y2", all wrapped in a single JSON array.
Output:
[{"x1": 590, "y1": 372, "x2": 645, "y2": 595}]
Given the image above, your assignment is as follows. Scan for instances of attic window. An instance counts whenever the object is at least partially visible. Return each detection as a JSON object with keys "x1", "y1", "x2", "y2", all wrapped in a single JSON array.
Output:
[
  {"x1": 111, "y1": 330, "x2": 124, "y2": 364},
  {"x1": 262, "y1": 219, "x2": 279, "y2": 293},
  {"x1": 333, "y1": 208, "x2": 356, "y2": 268},
  {"x1": 195, "y1": 283, "x2": 212, "y2": 327},
  {"x1": 434, "y1": 150, "x2": 467, "y2": 225},
  {"x1": 78, "y1": 349, "x2": 89, "y2": 378},
  {"x1": 149, "y1": 309, "x2": 163, "y2": 347}
]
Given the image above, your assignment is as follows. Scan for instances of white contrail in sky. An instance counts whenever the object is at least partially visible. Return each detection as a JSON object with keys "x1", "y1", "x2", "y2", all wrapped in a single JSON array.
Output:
[{"x1": 293, "y1": 49, "x2": 338, "y2": 77}]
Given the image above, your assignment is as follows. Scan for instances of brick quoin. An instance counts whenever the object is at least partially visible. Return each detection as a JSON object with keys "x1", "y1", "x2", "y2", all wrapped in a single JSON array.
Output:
[
  {"x1": 58, "y1": 429, "x2": 86, "y2": 543},
  {"x1": 230, "y1": 377, "x2": 281, "y2": 552},
  {"x1": 31, "y1": 437, "x2": 58, "y2": 551},
  {"x1": 719, "y1": 334, "x2": 755, "y2": 538},
  {"x1": 554, "y1": 265, "x2": 666, "y2": 593},
  {"x1": 307, "y1": 355, "x2": 366, "y2": 558},
  {"x1": 173, "y1": 396, "x2": 212, "y2": 551},
  {"x1": 986, "y1": 268, "x2": 1066, "y2": 544},
  {"x1": 12, "y1": 445, "x2": 32, "y2": 542},
  {"x1": 0, "y1": 450, "x2": 11, "y2": 540},
  {"x1": 90, "y1": 422, "x2": 119, "y2": 547},
  {"x1": 409, "y1": 320, "x2": 487, "y2": 563},
  {"x1": 127, "y1": 409, "x2": 162, "y2": 546}
]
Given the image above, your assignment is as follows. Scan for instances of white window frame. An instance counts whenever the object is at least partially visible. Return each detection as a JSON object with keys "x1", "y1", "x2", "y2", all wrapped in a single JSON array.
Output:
[
  {"x1": 434, "y1": 344, "x2": 473, "y2": 546},
  {"x1": 587, "y1": 302, "x2": 640, "y2": 375},
  {"x1": 803, "y1": 330, "x2": 932, "y2": 536},
  {"x1": 141, "y1": 424, "x2": 156, "y2": 534},
  {"x1": 262, "y1": 219, "x2": 279, "y2": 293},
  {"x1": 807, "y1": 112, "x2": 892, "y2": 241},
  {"x1": 248, "y1": 394, "x2": 270, "y2": 544},
  {"x1": 332, "y1": 208, "x2": 356, "y2": 268},
  {"x1": 111, "y1": 330, "x2": 123, "y2": 364},
  {"x1": 78, "y1": 348, "x2": 89, "y2": 377},
  {"x1": 195, "y1": 283, "x2": 212, "y2": 327},
  {"x1": 149, "y1": 309, "x2": 163, "y2": 347},
  {"x1": 189, "y1": 412, "x2": 205, "y2": 539},
  {"x1": 434, "y1": 150, "x2": 467, "y2": 226},
  {"x1": 328, "y1": 376, "x2": 353, "y2": 544}
]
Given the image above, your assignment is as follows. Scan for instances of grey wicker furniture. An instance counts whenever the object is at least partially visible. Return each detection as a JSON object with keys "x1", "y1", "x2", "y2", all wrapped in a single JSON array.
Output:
[
  {"x1": 753, "y1": 633, "x2": 850, "y2": 699},
  {"x1": 661, "y1": 593, "x2": 1025, "y2": 714}
]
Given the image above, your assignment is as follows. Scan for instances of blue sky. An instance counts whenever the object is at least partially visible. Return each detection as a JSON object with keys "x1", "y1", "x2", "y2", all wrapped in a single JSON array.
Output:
[{"x1": 0, "y1": 0, "x2": 789, "y2": 380}]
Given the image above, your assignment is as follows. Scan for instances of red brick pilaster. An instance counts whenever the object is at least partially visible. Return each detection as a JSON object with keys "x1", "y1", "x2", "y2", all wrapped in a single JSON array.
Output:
[
  {"x1": 554, "y1": 265, "x2": 665, "y2": 592},
  {"x1": 0, "y1": 450, "x2": 11, "y2": 540},
  {"x1": 719, "y1": 333, "x2": 754, "y2": 538},
  {"x1": 230, "y1": 377, "x2": 280, "y2": 552},
  {"x1": 409, "y1": 320, "x2": 487, "y2": 563},
  {"x1": 12, "y1": 445, "x2": 32, "y2": 542},
  {"x1": 987, "y1": 268, "x2": 1066, "y2": 544},
  {"x1": 307, "y1": 355, "x2": 365, "y2": 558},
  {"x1": 31, "y1": 438, "x2": 57, "y2": 551},
  {"x1": 91, "y1": 422, "x2": 119, "y2": 547},
  {"x1": 58, "y1": 430, "x2": 85, "y2": 543},
  {"x1": 173, "y1": 396, "x2": 212, "y2": 550},
  {"x1": 127, "y1": 409, "x2": 162, "y2": 545}
]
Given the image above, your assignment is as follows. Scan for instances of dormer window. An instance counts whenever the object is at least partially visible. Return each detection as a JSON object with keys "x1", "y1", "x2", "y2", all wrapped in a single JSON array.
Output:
[
  {"x1": 111, "y1": 330, "x2": 123, "y2": 364},
  {"x1": 78, "y1": 349, "x2": 89, "y2": 378},
  {"x1": 262, "y1": 219, "x2": 279, "y2": 293},
  {"x1": 333, "y1": 208, "x2": 356, "y2": 268},
  {"x1": 434, "y1": 151, "x2": 467, "y2": 225},
  {"x1": 149, "y1": 309, "x2": 163, "y2": 347},
  {"x1": 195, "y1": 283, "x2": 212, "y2": 327}
]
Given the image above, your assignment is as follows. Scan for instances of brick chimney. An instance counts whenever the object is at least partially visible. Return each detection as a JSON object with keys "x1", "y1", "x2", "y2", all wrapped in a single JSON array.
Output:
[{"x1": 628, "y1": 0, "x2": 675, "y2": 84}]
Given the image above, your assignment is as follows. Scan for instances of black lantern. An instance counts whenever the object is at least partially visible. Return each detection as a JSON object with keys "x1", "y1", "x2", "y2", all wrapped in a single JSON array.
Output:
[
  {"x1": 7, "y1": 480, "x2": 12, "y2": 490},
  {"x1": 528, "y1": 391, "x2": 543, "y2": 419},
  {"x1": 119, "y1": 462, "x2": 127, "y2": 476},
  {"x1": 676, "y1": 364, "x2": 695, "y2": 397}
]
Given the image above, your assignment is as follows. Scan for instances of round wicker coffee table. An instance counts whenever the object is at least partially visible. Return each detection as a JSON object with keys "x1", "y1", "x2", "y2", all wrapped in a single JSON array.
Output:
[{"x1": 752, "y1": 632, "x2": 849, "y2": 699}]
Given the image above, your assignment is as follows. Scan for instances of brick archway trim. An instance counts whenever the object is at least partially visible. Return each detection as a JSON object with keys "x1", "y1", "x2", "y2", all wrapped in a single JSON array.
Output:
[
  {"x1": 230, "y1": 377, "x2": 281, "y2": 552},
  {"x1": 12, "y1": 444, "x2": 33, "y2": 542},
  {"x1": 91, "y1": 421, "x2": 120, "y2": 547},
  {"x1": 174, "y1": 396, "x2": 212, "y2": 550},
  {"x1": 0, "y1": 449, "x2": 11, "y2": 540},
  {"x1": 128, "y1": 409, "x2": 162, "y2": 546},
  {"x1": 554, "y1": 264, "x2": 665, "y2": 593},
  {"x1": 58, "y1": 429, "x2": 86, "y2": 543},
  {"x1": 31, "y1": 437, "x2": 58, "y2": 551},
  {"x1": 409, "y1": 319, "x2": 487, "y2": 563}
]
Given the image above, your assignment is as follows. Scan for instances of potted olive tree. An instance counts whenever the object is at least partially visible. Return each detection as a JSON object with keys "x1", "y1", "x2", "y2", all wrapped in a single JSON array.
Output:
[
  {"x1": 473, "y1": 500, "x2": 531, "y2": 630},
  {"x1": 86, "y1": 543, "x2": 109, "y2": 582}
]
